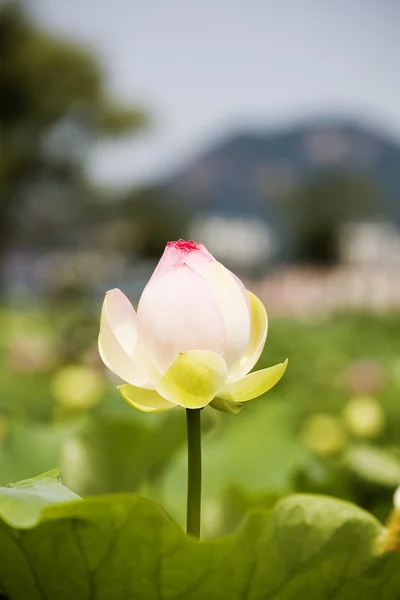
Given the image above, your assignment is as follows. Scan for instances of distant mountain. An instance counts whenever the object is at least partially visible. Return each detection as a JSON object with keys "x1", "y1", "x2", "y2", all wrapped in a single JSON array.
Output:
[{"x1": 162, "y1": 118, "x2": 400, "y2": 226}]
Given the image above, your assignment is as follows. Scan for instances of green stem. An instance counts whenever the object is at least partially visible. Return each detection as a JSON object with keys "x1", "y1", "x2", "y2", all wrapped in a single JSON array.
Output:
[{"x1": 186, "y1": 408, "x2": 202, "y2": 538}]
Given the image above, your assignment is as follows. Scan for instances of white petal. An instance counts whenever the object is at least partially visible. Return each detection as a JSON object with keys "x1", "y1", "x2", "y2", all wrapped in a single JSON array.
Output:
[
  {"x1": 202, "y1": 261, "x2": 251, "y2": 372},
  {"x1": 132, "y1": 338, "x2": 161, "y2": 387},
  {"x1": 137, "y1": 265, "x2": 226, "y2": 374},
  {"x1": 180, "y1": 247, "x2": 213, "y2": 273},
  {"x1": 103, "y1": 288, "x2": 137, "y2": 354},
  {"x1": 98, "y1": 290, "x2": 154, "y2": 388},
  {"x1": 228, "y1": 291, "x2": 268, "y2": 383}
]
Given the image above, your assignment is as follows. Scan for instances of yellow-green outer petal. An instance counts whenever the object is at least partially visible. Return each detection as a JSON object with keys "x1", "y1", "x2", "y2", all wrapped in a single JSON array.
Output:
[
  {"x1": 218, "y1": 359, "x2": 288, "y2": 403},
  {"x1": 118, "y1": 384, "x2": 175, "y2": 413},
  {"x1": 209, "y1": 397, "x2": 242, "y2": 414},
  {"x1": 157, "y1": 350, "x2": 227, "y2": 409},
  {"x1": 230, "y1": 291, "x2": 268, "y2": 382}
]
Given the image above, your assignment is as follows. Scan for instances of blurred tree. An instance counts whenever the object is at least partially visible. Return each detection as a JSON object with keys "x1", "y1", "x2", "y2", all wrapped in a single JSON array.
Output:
[
  {"x1": 119, "y1": 187, "x2": 190, "y2": 259},
  {"x1": 79, "y1": 186, "x2": 189, "y2": 260},
  {"x1": 284, "y1": 173, "x2": 385, "y2": 265},
  {"x1": 0, "y1": 2, "x2": 147, "y2": 286}
]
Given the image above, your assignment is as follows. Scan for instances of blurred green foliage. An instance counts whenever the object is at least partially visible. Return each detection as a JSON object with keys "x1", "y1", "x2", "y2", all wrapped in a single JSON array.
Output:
[
  {"x1": 118, "y1": 186, "x2": 189, "y2": 259},
  {"x1": 0, "y1": 306, "x2": 400, "y2": 537}
]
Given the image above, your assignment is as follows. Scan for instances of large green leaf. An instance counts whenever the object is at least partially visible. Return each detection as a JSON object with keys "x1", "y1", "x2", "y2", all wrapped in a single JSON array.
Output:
[
  {"x1": 0, "y1": 475, "x2": 399, "y2": 599},
  {"x1": 0, "y1": 468, "x2": 80, "y2": 528}
]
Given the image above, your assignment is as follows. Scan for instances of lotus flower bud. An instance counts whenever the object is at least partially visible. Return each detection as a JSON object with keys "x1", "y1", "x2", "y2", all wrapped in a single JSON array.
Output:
[{"x1": 98, "y1": 239, "x2": 287, "y2": 412}]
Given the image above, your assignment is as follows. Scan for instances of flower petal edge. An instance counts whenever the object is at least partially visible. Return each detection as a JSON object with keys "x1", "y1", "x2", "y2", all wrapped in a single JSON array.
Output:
[
  {"x1": 218, "y1": 359, "x2": 288, "y2": 403},
  {"x1": 228, "y1": 291, "x2": 268, "y2": 382},
  {"x1": 118, "y1": 384, "x2": 175, "y2": 413}
]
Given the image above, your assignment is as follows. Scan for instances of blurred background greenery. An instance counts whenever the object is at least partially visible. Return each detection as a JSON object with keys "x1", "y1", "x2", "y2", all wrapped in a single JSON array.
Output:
[{"x1": 1, "y1": 1, "x2": 400, "y2": 538}]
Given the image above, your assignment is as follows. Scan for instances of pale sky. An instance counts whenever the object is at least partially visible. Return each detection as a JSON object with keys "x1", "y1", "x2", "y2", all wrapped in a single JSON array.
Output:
[{"x1": 29, "y1": 0, "x2": 400, "y2": 187}]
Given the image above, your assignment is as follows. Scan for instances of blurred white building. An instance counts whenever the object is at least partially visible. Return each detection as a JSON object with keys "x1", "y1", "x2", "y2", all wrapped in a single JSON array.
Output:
[
  {"x1": 190, "y1": 215, "x2": 277, "y2": 271},
  {"x1": 340, "y1": 221, "x2": 400, "y2": 264}
]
